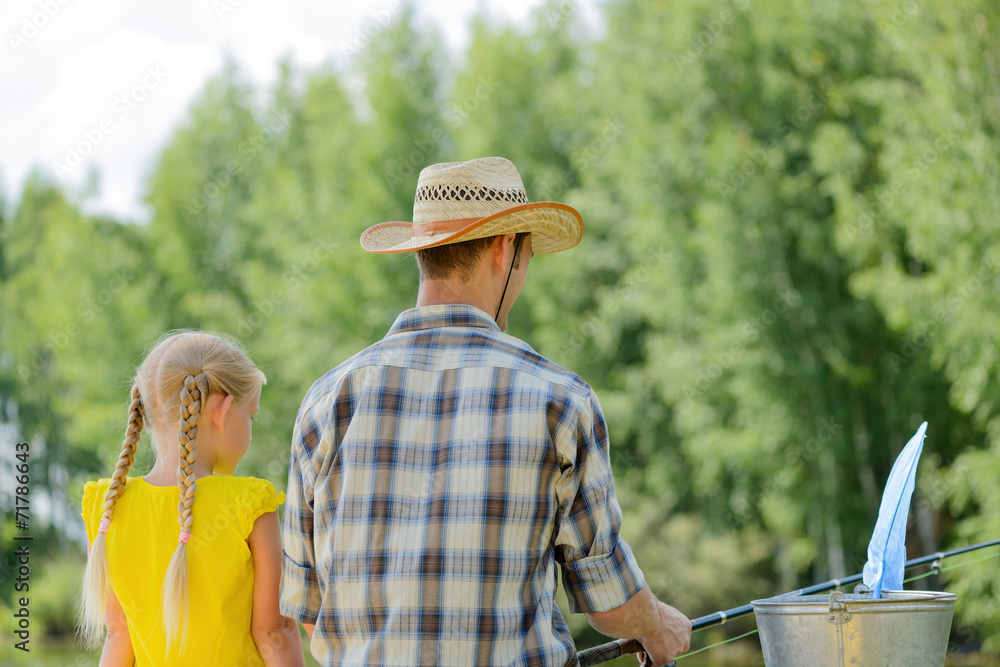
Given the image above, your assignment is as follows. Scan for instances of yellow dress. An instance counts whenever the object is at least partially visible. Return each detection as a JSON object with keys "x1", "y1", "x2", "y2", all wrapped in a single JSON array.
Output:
[{"x1": 81, "y1": 475, "x2": 285, "y2": 666}]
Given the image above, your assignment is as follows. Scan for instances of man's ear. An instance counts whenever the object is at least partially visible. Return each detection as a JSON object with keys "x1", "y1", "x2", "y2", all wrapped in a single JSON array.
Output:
[
  {"x1": 206, "y1": 393, "x2": 235, "y2": 430},
  {"x1": 492, "y1": 233, "x2": 517, "y2": 272}
]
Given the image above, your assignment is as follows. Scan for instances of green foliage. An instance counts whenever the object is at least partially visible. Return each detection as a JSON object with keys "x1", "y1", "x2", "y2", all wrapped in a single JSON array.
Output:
[
  {"x1": 0, "y1": 174, "x2": 155, "y2": 501},
  {"x1": 574, "y1": 0, "x2": 988, "y2": 594},
  {"x1": 2, "y1": 0, "x2": 999, "y2": 656},
  {"x1": 31, "y1": 554, "x2": 87, "y2": 638}
]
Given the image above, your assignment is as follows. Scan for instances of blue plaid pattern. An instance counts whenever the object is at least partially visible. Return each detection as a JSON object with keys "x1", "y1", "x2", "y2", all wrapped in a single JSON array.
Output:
[{"x1": 280, "y1": 305, "x2": 644, "y2": 667}]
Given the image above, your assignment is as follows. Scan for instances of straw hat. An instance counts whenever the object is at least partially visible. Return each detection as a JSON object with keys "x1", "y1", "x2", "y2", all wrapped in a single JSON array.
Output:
[{"x1": 360, "y1": 157, "x2": 583, "y2": 254}]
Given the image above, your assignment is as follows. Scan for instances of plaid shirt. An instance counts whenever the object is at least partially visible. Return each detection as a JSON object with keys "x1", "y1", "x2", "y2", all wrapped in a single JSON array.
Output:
[{"x1": 281, "y1": 305, "x2": 644, "y2": 667}]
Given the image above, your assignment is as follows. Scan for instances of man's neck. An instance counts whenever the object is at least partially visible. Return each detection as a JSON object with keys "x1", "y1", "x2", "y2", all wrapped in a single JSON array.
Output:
[{"x1": 416, "y1": 277, "x2": 495, "y2": 315}]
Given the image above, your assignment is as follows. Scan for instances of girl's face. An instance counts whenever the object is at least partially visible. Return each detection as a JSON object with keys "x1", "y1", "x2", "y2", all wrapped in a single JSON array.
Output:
[{"x1": 212, "y1": 387, "x2": 260, "y2": 476}]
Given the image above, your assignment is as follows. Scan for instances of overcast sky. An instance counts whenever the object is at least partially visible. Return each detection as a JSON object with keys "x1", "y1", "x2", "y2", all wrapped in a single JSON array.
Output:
[{"x1": 1, "y1": 0, "x2": 599, "y2": 222}]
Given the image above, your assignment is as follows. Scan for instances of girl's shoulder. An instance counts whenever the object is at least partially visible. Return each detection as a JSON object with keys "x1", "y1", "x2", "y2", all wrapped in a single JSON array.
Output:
[
  {"x1": 201, "y1": 476, "x2": 286, "y2": 537},
  {"x1": 80, "y1": 477, "x2": 117, "y2": 542},
  {"x1": 80, "y1": 476, "x2": 169, "y2": 514},
  {"x1": 206, "y1": 475, "x2": 283, "y2": 502},
  {"x1": 81, "y1": 475, "x2": 283, "y2": 540},
  {"x1": 82, "y1": 477, "x2": 113, "y2": 502}
]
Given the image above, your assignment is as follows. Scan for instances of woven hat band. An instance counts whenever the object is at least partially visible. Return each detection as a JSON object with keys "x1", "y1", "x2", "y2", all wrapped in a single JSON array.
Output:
[
  {"x1": 412, "y1": 218, "x2": 480, "y2": 238},
  {"x1": 411, "y1": 162, "x2": 529, "y2": 225}
]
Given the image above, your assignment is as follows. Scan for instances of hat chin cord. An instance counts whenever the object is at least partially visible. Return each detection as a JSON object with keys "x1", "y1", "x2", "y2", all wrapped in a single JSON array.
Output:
[{"x1": 495, "y1": 234, "x2": 525, "y2": 323}]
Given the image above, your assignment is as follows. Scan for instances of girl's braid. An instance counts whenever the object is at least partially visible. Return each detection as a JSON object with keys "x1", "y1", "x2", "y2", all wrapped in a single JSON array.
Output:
[
  {"x1": 176, "y1": 373, "x2": 207, "y2": 537},
  {"x1": 161, "y1": 372, "x2": 209, "y2": 650},
  {"x1": 101, "y1": 383, "x2": 144, "y2": 522},
  {"x1": 78, "y1": 382, "x2": 143, "y2": 647}
]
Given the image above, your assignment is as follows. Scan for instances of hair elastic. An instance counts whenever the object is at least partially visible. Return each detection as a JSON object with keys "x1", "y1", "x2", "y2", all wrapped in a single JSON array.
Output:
[
  {"x1": 178, "y1": 532, "x2": 192, "y2": 545},
  {"x1": 98, "y1": 518, "x2": 111, "y2": 535}
]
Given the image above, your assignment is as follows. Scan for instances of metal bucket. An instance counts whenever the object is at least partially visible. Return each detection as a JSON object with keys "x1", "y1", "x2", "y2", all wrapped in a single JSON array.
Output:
[{"x1": 751, "y1": 590, "x2": 956, "y2": 666}]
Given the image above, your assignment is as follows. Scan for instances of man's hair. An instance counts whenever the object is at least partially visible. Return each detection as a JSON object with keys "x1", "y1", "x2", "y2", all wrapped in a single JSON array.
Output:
[{"x1": 415, "y1": 233, "x2": 527, "y2": 282}]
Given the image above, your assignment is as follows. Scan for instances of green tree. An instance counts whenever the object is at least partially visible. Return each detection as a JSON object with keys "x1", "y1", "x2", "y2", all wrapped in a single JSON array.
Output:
[
  {"x1": 144, "y1": 60, "x2": 266, "y2": 327},
  {"x1": 823, "y1": 0, "x2": 1000, "y2": 649},
  {"x1": 0, "y1": 175, "x2": 155, "y2": 631},
  {"x1": 558, "y1": 0, "x2": 985, "y2": 625},
  {"x1": 1, "y1": 175, "x2": 154, "y2": 497}
]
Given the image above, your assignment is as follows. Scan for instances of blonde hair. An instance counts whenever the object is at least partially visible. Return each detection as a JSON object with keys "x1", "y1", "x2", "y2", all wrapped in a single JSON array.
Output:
[{"x1": 78, "y1": 331, "x2": 265, "y2": 651}]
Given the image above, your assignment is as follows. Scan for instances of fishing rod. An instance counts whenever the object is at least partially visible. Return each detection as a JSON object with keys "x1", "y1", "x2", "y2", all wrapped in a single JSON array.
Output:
[{"x1": 577, "y1": 537, "x2": 1000, "y2": 667}]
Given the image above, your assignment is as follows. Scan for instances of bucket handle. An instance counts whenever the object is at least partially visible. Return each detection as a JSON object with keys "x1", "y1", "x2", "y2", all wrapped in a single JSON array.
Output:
[{"x1": 827, "y1": 590, "x2": 852, "y2": 625}]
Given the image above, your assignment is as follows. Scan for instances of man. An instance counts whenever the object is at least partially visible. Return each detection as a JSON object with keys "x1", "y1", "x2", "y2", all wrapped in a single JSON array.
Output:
[{"x1": 280, "y1": 157, "x2": 691, "y2": 666}]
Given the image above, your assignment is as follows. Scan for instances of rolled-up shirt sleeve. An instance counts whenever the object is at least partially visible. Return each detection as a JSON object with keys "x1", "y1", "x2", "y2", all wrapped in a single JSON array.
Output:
[
  {"x1": 280, "y1": 401, "x2": 323, "y2": 623},
  {"x1": 555, "y1": 390, "x2": 645, "y2": 614}
]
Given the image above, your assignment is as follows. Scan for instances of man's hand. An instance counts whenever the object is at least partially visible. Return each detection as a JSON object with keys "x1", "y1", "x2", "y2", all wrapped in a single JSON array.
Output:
[
  {"x1": 585, "y1": 585, "x2": 691, "y2": 666},
  {"x1": 635, "y1": 601, "x2": 691, "y2": 666}
]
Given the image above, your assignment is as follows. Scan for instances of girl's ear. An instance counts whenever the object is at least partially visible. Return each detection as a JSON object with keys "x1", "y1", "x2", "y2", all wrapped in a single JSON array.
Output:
[{"x1": 207, "y1": 393, "x2": 235, "y2": 430}]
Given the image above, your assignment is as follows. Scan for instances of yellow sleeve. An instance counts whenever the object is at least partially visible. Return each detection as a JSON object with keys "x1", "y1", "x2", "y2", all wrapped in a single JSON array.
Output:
[
  {"x1": 242, "y1": 477, "x2": 285, "y2": 538},
  {"x1": 80, "y1": 479, "x2": 110, "y2": 543}
]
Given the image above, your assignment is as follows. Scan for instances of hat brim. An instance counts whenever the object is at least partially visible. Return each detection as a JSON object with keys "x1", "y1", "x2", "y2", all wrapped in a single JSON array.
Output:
[{"x1": 360, "y1": 202, "x2": 583, "y2": 254}]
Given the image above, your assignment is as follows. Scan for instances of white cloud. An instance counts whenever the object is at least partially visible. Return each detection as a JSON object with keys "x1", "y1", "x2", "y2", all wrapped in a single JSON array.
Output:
[{"x1": 0, "y1": 0, "x2": 597, "y2": 221}]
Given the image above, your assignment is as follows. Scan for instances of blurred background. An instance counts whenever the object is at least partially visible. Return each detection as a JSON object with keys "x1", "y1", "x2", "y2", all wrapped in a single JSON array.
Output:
[{"x1": 1, "y1": 0, "x2": 999, "y2": 664}]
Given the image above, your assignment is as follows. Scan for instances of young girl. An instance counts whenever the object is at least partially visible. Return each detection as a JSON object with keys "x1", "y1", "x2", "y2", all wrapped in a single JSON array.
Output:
[{"x1": 78, "y1": 331, "x2": 305, "y2": 666}]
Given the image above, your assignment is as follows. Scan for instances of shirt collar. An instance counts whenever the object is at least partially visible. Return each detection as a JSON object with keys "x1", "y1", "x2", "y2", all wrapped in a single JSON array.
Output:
[{"x1": 387, "y1": 304, "x2": 501, "y2": 336}]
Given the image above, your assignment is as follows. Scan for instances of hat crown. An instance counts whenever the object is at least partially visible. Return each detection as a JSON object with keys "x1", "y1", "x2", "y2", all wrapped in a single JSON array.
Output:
[{"x1": 413, "y1": 157, "x2": 529, "y2": 225}]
